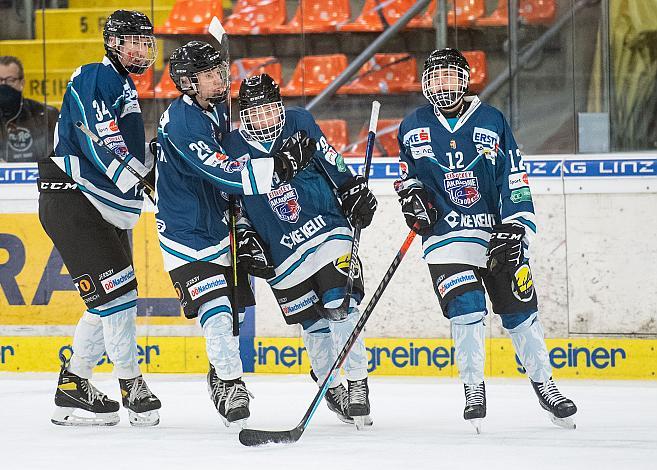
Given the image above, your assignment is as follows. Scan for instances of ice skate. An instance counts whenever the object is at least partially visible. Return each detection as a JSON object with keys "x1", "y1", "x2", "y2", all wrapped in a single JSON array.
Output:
[
  {"x1": 310, "y1": 369, "x2": 352, "y2": 424},
  {"x1": 531, "y1": 377, "x2": 577, "y2": 429},
  {"x1": 119, "y1": 376, "x2": 161, "y2": 427},
  {"x1": 347, "y1": 378, "x2": 373, "y2": 430},
  {"x1": 463, "y1": 382, "x2": 486, "y2": 434},
  {"x1": 52, "y1": 353, "x2": 120, "y2": 426},
  {"x1": 207, "y1": 364, "x2": 253, "y2": 428}
]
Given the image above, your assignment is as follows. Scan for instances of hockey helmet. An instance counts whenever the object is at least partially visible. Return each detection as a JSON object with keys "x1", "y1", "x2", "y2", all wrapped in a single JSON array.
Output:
[
  {"x1": 103, "y1": 10, "x2": 156, "y2": 75},
  {"x1": 238, "y1": 73, "x2": 285, "y2": 143},
  {"x1": 421, "y1": 48, "x2": 470, "y2": 109},
  {"x1": 169, "y1": 41, "x2": 229, "y2": 103}
]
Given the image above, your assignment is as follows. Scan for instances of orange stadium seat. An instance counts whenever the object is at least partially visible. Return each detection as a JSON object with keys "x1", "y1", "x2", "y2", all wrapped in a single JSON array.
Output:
[
  {"x1": 463, "y1": 50, "x2": 487, "y2": 93},
  {"x1": 131, "y1": 69, "x2": 155, "y2": 99},
  {"x1": 230, "y1": 57, "x2": 282, "y2": 98},
  {"x1": 281, "y1": 54, "x2": 348, "y2": 96},
  {"x1": 475, "y1": 0, "x2": 556, "y2": 27},
  {"x1": 408, "y1": 1, "x2": 485, "y2": 29},
  {"x1": 343, "y1": 119, "x2": 401, "y2": 158},
  {"x1": 317, "y1": 119, "x2": 349, "y2": 152},
  {"x1": 270, "y1": 0, "x2": 350, "y2": 34},
  {"x1": 223, "y1": 0, "x2": 286, "y2": 35},
  {"x1": 338, "y1": 53, "x2": 420, "y2": 94},
  {"x1": 154, "y1": 65, "x2": 180, "y2": 99},
  {"x1": 339, "y1": 0, "x2": 415, "y2": 32},
  {"x1": 154, "y1": 0, "x2": 224, "y2": 34}
]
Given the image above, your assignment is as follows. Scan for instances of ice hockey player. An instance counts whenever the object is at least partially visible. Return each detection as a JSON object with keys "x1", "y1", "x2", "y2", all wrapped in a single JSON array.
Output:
[
  {"x1": 39, "y1": 10, "x2": 161, "y2": 426},
  {"x1": 156, "y1": 43, "x2": 316, "y2": 427},
  {"x1": 222, "y1": 74, "x2": 378, "y2": 430},
  {"x1": 394, "y1": 48, "x2": 577, "y2": 432}
]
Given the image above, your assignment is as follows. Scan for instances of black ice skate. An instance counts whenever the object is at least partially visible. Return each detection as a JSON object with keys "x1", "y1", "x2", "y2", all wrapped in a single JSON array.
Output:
[
  {"x1": 207, "y1": 364, "x2": 253, "y2": 428},
  {"x1": 52, "y1": 352, "x2": 120, "y2": 426},
  {"x1": 310, "y1": 369, "x2": 352, "y2": 425},
  {"x1": 463, "y1": 382, "x2": 486, "y2": 434},
  {"x1": 531, "y1": 377, "x2": 577, "y2": 429},
  {"x1": 347, "y1": 378, "x2": 374, "y2": 430},
  {"x1": 119, "y1": 376, "x2": 161, "y2": 427}
]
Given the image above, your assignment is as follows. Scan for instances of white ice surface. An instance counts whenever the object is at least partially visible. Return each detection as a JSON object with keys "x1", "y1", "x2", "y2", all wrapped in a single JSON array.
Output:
[{"x1": 1, "y1": 374, "x2": 655, "y2": 470}]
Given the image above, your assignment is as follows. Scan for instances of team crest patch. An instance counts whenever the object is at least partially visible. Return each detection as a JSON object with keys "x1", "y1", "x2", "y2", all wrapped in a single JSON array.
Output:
[
  {"x1": 443, "y1": 171, "x2": 481, "y2": 208},
  {"x1": 268, "y1": 184, "x2": 301, "y2": 223},
  {"x1": 512, "y1": 264, "x2": 534, "y2": 302}
]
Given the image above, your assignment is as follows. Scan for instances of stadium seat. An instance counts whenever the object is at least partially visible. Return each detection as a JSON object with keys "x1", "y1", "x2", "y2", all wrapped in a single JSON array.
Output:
[
  {"x1": 408, "y1": 1, "x2": 485, "y2": 29},
  {"x1": 281, "y1": 54, "x2": 348, "y2": 96},
  {"x1": 154, "y1": 65, "x2": 180, "y2": 99},
  {"x1": 131, "y1": 69, "x2": 155, "y2": 99},
  {"x1": 339, "y1": 0, "x2": 415, "y2": 32},
  {"x1": 270, "y1": 0, "x2": 350, "y2": 34},
  {"x1": 343, "y1": 119, "x2": 401, "y2": 159},
  {"x1": 475, "y1": 0, "x2": 556, "y2": 27},
  {"x1": 154, "y1": 0, "x2": 224, "y2": 35},
  {"x1": 338, "y1": 54, "x2": 420, "y2": 94},
  {"x1": 223, "y1": 0, "x2": 286, "y2": 35},
  {"x1": 317, "y1": 119, "x2": 348, "y2": 152},
  {"x1": 463, "y1": 50, "x2": 487, "y2": 93},
  {"x1": 230, "y1": 57, "x2": 282, "y2": 98}
]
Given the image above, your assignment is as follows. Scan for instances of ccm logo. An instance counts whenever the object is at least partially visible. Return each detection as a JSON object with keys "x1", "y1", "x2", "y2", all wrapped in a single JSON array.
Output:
[{"x1": 39, "y1": 181, "x2": 78, "y2": 190}]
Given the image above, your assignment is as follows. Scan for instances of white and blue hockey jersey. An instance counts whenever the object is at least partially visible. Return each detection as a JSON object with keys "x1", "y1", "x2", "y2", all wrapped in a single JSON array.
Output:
[
  {"x1": 53, "y1": 57, "x2": 153, "y2": 229},
  {"x1": 222, "y1": 107, "x2": 355, "y2": 290},
  {"x1": 155, "y1": 95, "x2": 277, "y2": 272},
  {"x1": 397, "y1": 96, "x2": 537, "y2": 267}
]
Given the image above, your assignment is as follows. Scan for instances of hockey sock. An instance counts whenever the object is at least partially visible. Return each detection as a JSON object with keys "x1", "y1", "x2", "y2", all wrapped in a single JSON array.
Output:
[
  {"x1": 68, "y1": 311, "x2": 106, "y2": 379},
  {"x1": 301, "y1": 318, "x2": 340, "y2": 388},
  {"x1": 450, "y1": 310, "x2": 486, "y2": 385},
  {"x1": 96, "y1": 289, "x2": 141, "y2": 379},
  {"x1": 330, "y1": 307, "x2": 368, "y2": 381},
  {"x1": 200, "y1": 297, "x2": 244, "y2": 380},
  {"x1": 505, "y1": 312, "x2": 552, "y2": 383}
]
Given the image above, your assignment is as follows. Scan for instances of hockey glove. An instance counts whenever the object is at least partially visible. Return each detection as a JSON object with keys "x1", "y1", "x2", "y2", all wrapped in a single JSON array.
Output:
[
  {"x1": 337, "y1": 175, "x2": 378, "y2": 229},
  {"x1": 273, "y1": 130, "x2": 317, "y2": 183},
  {"x1": 486, "y1": 223, "x2": 525, "y2": 275},
  {"x1": 236, "y1": 225, "x2": 276, "y2": 279},
  {"x1": 396, "y1": 183, "x2": 438, "y2": 236},
  {"x1": 148, "y1": 137, "x2": 159, "y2": 159}
]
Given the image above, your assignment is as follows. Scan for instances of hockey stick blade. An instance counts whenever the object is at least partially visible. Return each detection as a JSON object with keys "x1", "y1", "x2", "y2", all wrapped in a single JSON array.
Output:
[{"x1": 239, "y1": 426, "x2": 303, "y2": 446}]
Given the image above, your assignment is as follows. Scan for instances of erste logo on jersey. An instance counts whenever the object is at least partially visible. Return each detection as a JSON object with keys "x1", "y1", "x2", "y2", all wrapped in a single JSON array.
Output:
[
  {"x1": 443, "y1": 171, "x2": 481, "y2": 208},
  {"x1": 268, "y1": 184, "x2": 301, "y2": 223},
  {"x1": 473, "y1": 127, "x2": 499, "y2": 164},
  {"x1": 403, "y1": 127, "x2": 431, "y2": 146}
]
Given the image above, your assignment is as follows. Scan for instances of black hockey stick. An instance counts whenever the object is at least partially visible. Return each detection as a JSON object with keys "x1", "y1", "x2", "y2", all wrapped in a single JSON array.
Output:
[
  {"x1": 239, "y1": 226, "x2": 418, "y2": 446},
  {"x1": 75, "y1": 121, "x2": 156, "y2": 204},
  {"x1": 208, "y1": 16, "x2": 240, "y2": 336},
  {"x1": 324, "y1": 100, "x2": 380, "y2": 320}
]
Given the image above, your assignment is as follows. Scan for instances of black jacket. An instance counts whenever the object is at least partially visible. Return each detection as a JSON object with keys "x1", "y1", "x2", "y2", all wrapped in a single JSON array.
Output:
[{"x1": 1, "y1": 97, "x2": 59, "y2": 163}]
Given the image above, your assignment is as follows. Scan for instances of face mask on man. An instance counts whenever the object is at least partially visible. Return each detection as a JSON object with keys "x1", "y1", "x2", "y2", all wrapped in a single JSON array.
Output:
[{"x1": 0, "y1": 84, "x2": 22, "y2": 118}]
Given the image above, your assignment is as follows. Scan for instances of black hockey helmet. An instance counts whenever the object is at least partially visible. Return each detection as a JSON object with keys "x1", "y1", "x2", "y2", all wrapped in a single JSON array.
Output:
[
  {"x1": 169, "y1": 41, "x2": 229, "y2": 102},
  {"x1": 422, "y1": 48, "x2": 470, "y2": 109},
  {"x1": 238, "y1": 74, "x2": 285, "y2": 142},
  {"x1": 103, "y1": 10, "x2": 156, "y2": 75}
]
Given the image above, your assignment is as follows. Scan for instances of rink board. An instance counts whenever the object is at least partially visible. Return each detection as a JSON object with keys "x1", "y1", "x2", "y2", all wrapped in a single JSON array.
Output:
[{"x1": 0, "y1": 336, "x2": 655, "y2": 380}]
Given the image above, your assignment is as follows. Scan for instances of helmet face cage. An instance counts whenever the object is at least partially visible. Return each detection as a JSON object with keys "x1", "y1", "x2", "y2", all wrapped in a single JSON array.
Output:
[
  {"x1": 109, "y1": 34, "x2": 157, "y2": 75},
  {"x1": 422, "y1": 63, "x2": 469, "y2": 109},
  {"x1": 240, "y1": 101, "x2": 286, "y2": 142},
  {"x1": 189, "y1": 63, "x2": 230, "y2": 103}
]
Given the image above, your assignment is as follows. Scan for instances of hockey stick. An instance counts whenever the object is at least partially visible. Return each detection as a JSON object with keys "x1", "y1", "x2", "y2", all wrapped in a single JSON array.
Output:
[
  {"x1": 324, "y1": 100, "x2": 380, "y2": 321},
  {"x1": 75, "y1": 121, "x2": 156, "y2": 205},
  {"x1": 208, "y1": 16, "x2": 240, "y2": 336},
  {"x1": 239, "y1": 226, "x2": 418, "y2": 446}
]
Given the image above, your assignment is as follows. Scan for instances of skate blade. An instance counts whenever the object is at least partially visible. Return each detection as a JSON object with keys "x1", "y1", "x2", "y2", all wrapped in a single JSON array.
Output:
[
  {"x1": 52, "y1": 407, "x2": 119, "y2": 427},
  {"x1": 220, "y1": 416, "x2": 248, "y2": 429},
  {"x1": 467, "y1": 418, "x2": 483, "y2": 434},
  {"x1": 127, "y1": 409, "x2": 160, "y2": 427},
  {"x1": 353, "y1": 415, "x2": 373, "y2": 430},
  {"x1": 549, "y1": 413, "x2": 576, "y2": 430}
]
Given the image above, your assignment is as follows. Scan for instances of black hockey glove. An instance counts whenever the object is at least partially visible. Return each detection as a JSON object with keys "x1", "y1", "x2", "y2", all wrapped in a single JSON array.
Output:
[
  {"x1": 273, "y1": 130, "x2": 317, "y2": 183},
  {"x1": 337, "y1": 175, "x2": 378, "y2": 229},
  {"x1": 486, "y1": 223, "x2": 525, "y2": 275},
  {"x1": 396, "y1": 185, "x2": 438, "y2": 236},
  {"x1": 148, "y1": 137, "x2": 159, "y2": 159},
  {"x1": 236, "y1": 225, "x2": 275, "y2": 279}
]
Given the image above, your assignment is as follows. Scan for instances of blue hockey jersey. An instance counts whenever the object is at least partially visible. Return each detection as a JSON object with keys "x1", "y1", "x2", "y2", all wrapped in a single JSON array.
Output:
[
  {"x1": 155, "y1": 95, "x2": 278, "y2": 272},
  {"x1": 397, "y1": 96, "x2": 537, "y2": 267},
  {"x1": 222, "y1": 107, "x2": 355, "y2": 290},
  {"x1": 53, "y1": 57, "x2": 153, "y2": 229}
]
